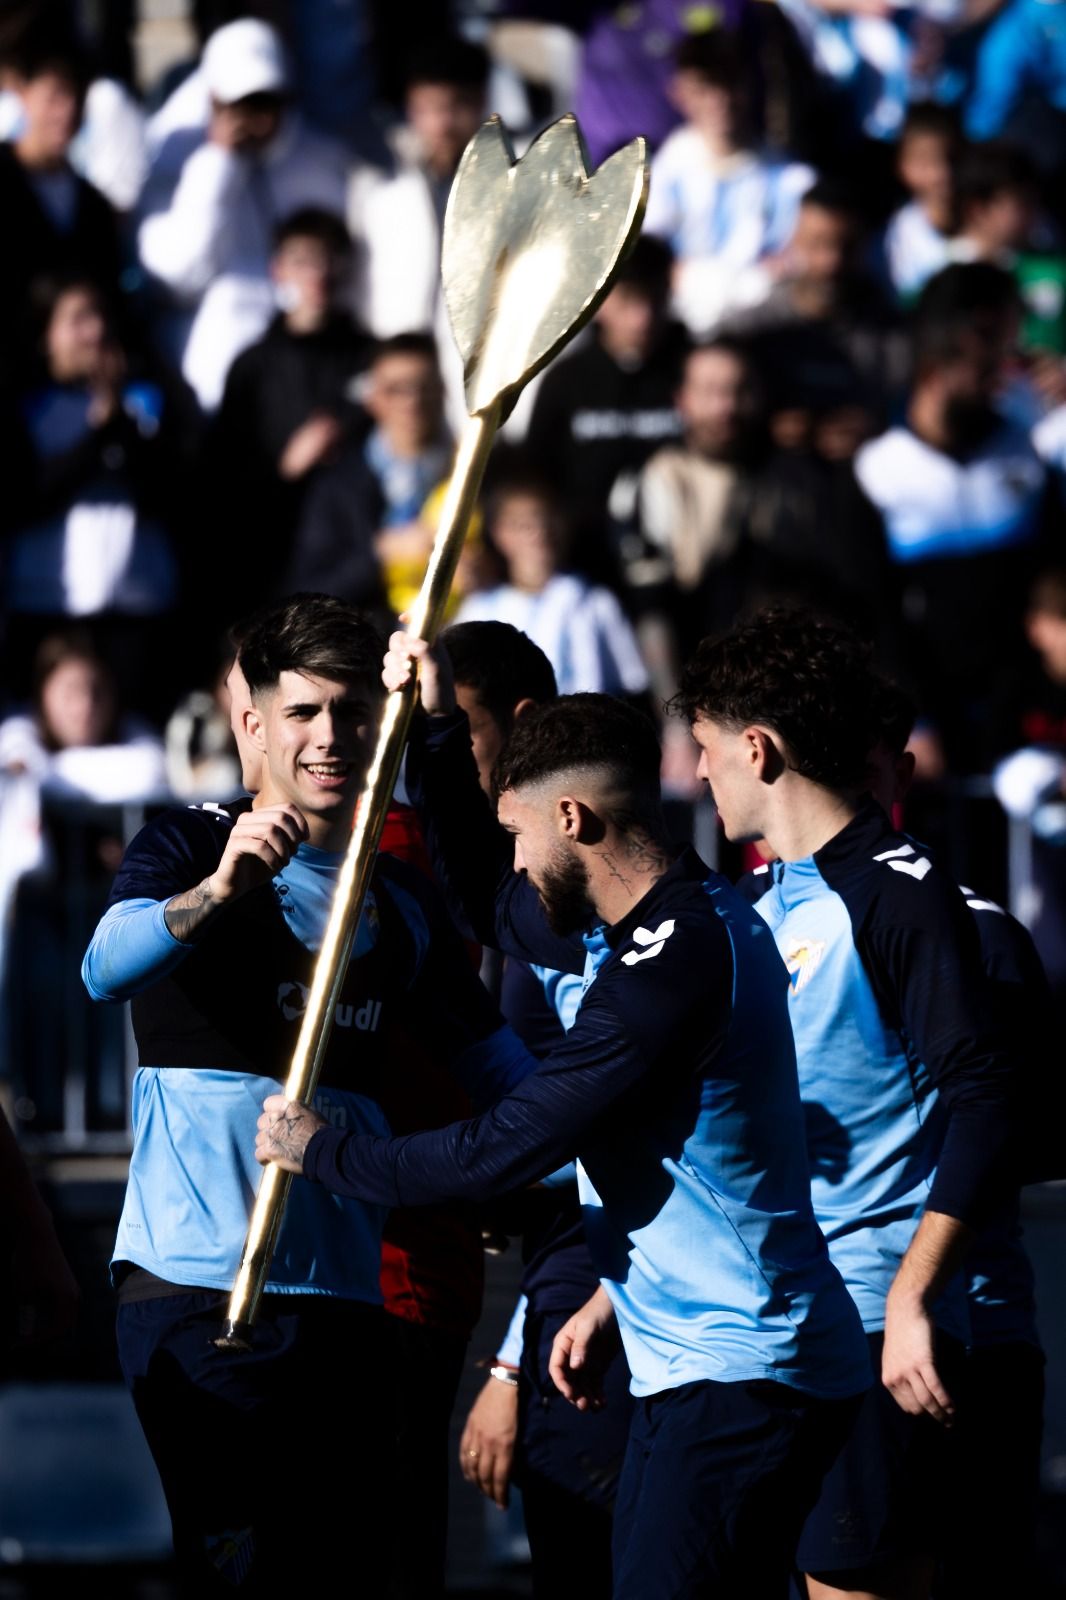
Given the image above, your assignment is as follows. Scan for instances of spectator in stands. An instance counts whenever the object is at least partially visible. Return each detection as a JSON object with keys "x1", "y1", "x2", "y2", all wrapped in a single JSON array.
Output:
[
  {"x1": 625, "y1": 338, "x2": 761, "y2": 788},
  {"x1": 643, "y1": 31, "x2": 814, "y2": 336},
  {"x1": 286, "y1": 332, "x2": 450, "y2": 615},
  {"x1": 457, "y1": 475, "x2": 648, "y2": 697},
  {"x1": 0, "y1": 34, "x2": 121, "y2": 357},
  {"x1": 349, "y1": 36, "x2": 488, "y2": 342},
  {"x1": 210, "y1": 207, "x2": 373, "y2": 597},
  {"x1": 854, "y1": 262, "x2": 1052, "y2": 773},
  {"x1": 882, "y1": 102, "x2": 960, "y2": 303},
  {"x1": 724, "y1": 179, "x2": 907, "y2": 443},
  {"x1": 526, "y1": 234, "x2": 686, "y2": 581},
  {"x1": 4, "y1": 275, "x2": 190, "y2": 714},
  {"x1": 950, "y1": 140, "x2": 1041, "y2": 267},
  {"x1": 992, "y1": 567, "x2": 1066, "y2": 1011},
  {"x1": 0, "y1": 633, "x2": 167, "y2": 1134},
  {"x1": 137, "y1": 19, "x2": 349, "y2": 410},
  {"x1": 0, "y1": 632, "x2": 166, "y2": 806}
]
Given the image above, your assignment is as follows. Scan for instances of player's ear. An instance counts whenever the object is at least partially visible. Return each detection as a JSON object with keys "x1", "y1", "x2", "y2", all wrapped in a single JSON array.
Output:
[
  {"x1": 749, "y1": 727, "x2": 785, "y2": 784},
  {"x1": 244, "y1": 702, "x2": 268, "y2": 752},
  {"x1": 557, "y1": 796, "x2": 603, "y2": 844},
  {"x1": 512, "y1": 696, "x2": 535, "y2": 723}
]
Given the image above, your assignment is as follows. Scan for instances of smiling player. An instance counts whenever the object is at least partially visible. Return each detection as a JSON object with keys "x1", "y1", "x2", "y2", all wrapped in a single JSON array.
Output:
[{"x1": 82, "y1": 593, "x2": 532, "y2": 1596}]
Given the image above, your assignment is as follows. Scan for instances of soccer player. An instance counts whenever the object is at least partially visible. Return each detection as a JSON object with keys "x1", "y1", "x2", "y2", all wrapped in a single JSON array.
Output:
[
  {"x1": 867, "y1": 680, "x2": 1049, "y2": 1598},
  {"x1": 81, "y1": 594, "x2": 530, "y2": 1595},
  {"x1": 257, "y1": 633, "x2": 872, "y2": 1600},
  {"x1": 676, "y1": 609, "x2": 1017, "y2": 1600},
  {"x1": 442, "y1": 621, "x2": 632, "y2": 1599}
]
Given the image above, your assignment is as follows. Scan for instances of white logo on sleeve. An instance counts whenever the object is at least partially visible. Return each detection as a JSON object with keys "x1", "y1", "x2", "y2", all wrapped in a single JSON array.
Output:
[
  {"x1": 873, "y1": 842, "x2": 932, "y2": 880},
  {"x1": 621, "y1": 919, "x2": 676, "y2": 966}
]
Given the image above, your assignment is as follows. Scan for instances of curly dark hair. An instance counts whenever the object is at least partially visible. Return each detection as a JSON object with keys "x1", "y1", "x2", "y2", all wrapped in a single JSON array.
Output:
[
  {"x1": 492, "y1": 694, "x2": 663, "y2": 832},
  {"x1": 237, "y1": 593, "x2": 385, "y2": 698},
  {"x1": 673, "y1": 608, "x2": 883, "y2": 790}
]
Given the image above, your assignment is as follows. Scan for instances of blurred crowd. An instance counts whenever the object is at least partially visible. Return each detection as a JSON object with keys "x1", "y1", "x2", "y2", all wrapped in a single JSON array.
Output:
[{"x1": 6, "y1": 0, "x2": 1066, "y2": 1049}]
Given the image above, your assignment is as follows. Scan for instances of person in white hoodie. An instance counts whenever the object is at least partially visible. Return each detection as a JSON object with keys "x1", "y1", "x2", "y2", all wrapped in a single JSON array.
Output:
[{"x1": 137, "y1": 19, "x2": 349, "y2": 411}]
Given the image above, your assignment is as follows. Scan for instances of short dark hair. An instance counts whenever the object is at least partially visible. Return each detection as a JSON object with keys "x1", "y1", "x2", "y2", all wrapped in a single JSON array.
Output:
[
  {"x1": 613, "y1": 233, "x2": 674, "y2": 297},
  {"x1": 274, "y1": 207, "x2": 351, "y2": 256},
  {"x1": 5, "y1": 32, "x2": 89, "y2": 95},
  {"x1": 371, "y1": 331, "x2": 440, "y2": 368},
  {"x1": 955, "y1": 140, "x2": 1037, "y2": 221},
  {"x1": 237, "y1": 593, "x2": 385, "y2": 698},
  {"x1": 871, "y1": 676, "x2": 916, "y2": 759},
  {"x1": 492, "y1": 694, "x2": 662, "y2": 829},
  {"x1": 406, "y1": 35, "x2": 489, "y2": 94},
  {"x1": 29, "y1": 271, "x2": 112, "y2": 340},
  {"x1": 912, "y1": 261, "x2": 1019, "y2": 371},
  {"x1": 442, "y1": 621, "x2": 557, "y2": 735},
  {"x1": 675, "y1": 30, "x2": 747, "y2": 91},
  {"x1": 673, "y1": 608, "x2": 882, "y2": 789},
  {"x1": 799, "y1": 178, "x2": 864, "y2": 223},
  {"x1": 900, "y1": 101, "x2": 961, "y2": 147}
]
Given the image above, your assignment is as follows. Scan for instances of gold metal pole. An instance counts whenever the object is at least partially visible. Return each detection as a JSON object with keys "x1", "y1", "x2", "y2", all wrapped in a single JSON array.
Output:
[
  {"x1": 217, "y1": 406, "x2": 498, "y2": 1347},
  {"x1": 216, "y1": 113, "x2": 648, "y2": 1350}
]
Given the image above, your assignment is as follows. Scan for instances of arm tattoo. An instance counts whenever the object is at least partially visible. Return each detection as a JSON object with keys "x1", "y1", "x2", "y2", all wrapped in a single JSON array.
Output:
[{"x1": 163, "y1": 876, "x2": 220, "y2": 943}]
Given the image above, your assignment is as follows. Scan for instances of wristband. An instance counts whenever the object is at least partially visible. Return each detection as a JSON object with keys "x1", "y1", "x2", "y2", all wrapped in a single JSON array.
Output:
[{"x1": 489, "y1": 1364, "x2": 520, "y2": 1387}]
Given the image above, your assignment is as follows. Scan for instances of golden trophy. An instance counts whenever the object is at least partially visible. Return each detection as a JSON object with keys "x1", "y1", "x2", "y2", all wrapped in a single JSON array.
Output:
[{"x1": 218, "y1": 113, "x2": 649, "y2": 1349}]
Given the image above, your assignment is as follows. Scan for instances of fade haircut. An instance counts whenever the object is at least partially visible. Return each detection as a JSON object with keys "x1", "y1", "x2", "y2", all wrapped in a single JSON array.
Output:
[
  {"x1": 237, "y1": 593, "x2": 385, "y2": 698},
  {"x1": 673, "y1": 608, "x2": 883, "y2": 790},
  {"x1": 442, "y1": 621, "x2": 557, "y2": 735},
  {"x1": 493, "y1": 694, "x2": 663, "y2": 834}
]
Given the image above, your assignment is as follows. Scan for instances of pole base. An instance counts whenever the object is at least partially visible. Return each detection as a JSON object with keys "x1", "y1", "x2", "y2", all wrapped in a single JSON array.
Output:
[{"x1": 213, "y1": 1321, "x2": 253, "y2": 1352}]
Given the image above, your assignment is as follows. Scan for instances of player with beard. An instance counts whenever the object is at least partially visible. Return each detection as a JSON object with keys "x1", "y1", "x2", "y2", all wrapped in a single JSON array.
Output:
[
  {"x1": 81, "y1": 595, "x2": 533, "y2": 1596},
  {"x1": 255, "y1": 633, "x2": 872, "y2": 1600}
]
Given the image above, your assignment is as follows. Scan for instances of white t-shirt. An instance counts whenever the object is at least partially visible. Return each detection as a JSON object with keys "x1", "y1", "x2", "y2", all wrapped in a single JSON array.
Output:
[
  {"x1": 855, "y1": 420, "x2": 1047, "y2": 563},
  {"x1": 456, "y1": 575, "x2": 649, "y2": 696}
]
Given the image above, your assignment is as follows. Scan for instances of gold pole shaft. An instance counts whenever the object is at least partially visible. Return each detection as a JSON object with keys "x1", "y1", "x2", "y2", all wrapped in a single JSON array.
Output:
[{"x1": 217, "y1": 404, "x2": 499, "y2": 1349}]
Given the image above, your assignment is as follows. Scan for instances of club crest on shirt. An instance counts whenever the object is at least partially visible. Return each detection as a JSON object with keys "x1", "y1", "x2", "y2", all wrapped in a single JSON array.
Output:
[{"x1": 784, "y1": 937, "x2": 826, "y2": 994}]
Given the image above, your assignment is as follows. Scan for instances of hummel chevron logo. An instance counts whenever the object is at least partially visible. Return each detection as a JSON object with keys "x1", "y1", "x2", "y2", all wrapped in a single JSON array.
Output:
[
  {"x1": 621, "y1": 920, "x2": 676, "y2": 966},
  {"x1": 873, "y1": 843, "x2": 932, "y2": 880}
]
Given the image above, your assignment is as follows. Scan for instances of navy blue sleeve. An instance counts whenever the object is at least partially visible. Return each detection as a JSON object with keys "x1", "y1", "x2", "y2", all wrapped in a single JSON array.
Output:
[
  {"x1": 404, "y1": 711, "x2": 586, "y2": 975},
  {"x1": 859, "y1": 868, "x2": 1016, "y2": 1228},
  {"x1": 377, "y1": 857, "x2": 541, "y2": 1109},
  {"x1": 302, "y1": 906, "x2": 731, "y2": 1206},
  {"x1": 107, "y1": 806, "x2": 235, "y2": 906}
]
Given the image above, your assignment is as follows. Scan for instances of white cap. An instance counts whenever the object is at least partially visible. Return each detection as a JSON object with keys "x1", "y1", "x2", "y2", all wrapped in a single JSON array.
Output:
[{"x1": 203, "y1": 19, "x2": 290, "y2": 106}]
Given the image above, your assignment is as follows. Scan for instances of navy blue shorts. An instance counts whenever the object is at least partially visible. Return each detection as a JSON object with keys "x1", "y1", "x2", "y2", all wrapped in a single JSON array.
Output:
[
  {"x1": 611, "y1": 1375, "x2": 862, "y2": 1600},
  {"x1": 516, "y1": 1306, "x2": 634, "y2": 1600},
  {"x1": 117, "y1": 1289, "x2": 395, "y2": 1595},
  {"x1": 796, "y1": 1330, "x2": 967, "y2": 1578}
]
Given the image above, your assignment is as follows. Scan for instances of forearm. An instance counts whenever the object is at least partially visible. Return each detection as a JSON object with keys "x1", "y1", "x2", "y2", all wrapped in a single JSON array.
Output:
[
  {"x1": 82, "y1": 897, "x2": 190, "y2": 1001},
  {"x1": 163, "y1": 875, "x2": 225, "y2": 942},
  {"x1": 888, "y1": 1209, "x2": 973, "y2": 1312}
]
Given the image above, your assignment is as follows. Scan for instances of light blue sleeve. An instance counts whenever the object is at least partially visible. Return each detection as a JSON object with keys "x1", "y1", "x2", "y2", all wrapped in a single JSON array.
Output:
[
  {"x1": 82, "y1": 897, "x2": 190, "y2": 1002},
  {"x1": 496, "y1": 1293, "x2": 528, "y2": 1368},
  {"x1": 448, "y1": 1023, "x2": 541, "y2": 1112}
]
